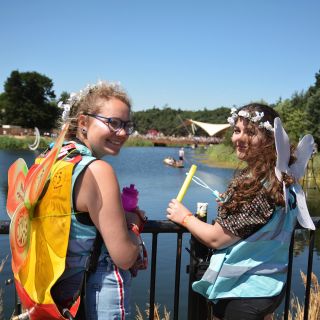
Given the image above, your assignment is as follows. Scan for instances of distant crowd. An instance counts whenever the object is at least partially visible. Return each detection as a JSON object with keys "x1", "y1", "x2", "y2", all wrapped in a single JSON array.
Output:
[{"x1": 131, "y1": 132, "x2": 222, "y2": 145}]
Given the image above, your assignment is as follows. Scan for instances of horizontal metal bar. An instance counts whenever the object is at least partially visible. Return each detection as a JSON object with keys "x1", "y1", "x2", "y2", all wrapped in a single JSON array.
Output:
[
  {"x1": 1, "y1": 217, "x2": 319, "y2": 235},
  {"x1": 0, "y1": 219, "x2": 190, "y2": 235}
]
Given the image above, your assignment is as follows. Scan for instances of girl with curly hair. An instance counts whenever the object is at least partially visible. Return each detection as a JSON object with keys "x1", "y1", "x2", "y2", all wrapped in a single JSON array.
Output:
[{"x1": 167, "y1": 103, "x2": 314, "y2": 320}]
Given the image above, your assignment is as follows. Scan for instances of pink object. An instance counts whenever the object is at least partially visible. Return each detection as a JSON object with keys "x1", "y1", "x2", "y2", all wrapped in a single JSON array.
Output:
[{"x1": 121, "y1": 184, "x2": 139, "y2": 212}]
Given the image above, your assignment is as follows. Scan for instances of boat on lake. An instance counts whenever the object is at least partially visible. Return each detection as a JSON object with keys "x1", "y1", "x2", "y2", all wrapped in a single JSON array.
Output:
[{"x1": 163, "y1": 157, "x2": 184, "y2": 168}]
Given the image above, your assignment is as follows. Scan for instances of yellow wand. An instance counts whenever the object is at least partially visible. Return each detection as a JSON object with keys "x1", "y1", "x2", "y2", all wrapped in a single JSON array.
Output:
[{"x1": 176, "y1": 164, "x2": 197, "y2": 202}]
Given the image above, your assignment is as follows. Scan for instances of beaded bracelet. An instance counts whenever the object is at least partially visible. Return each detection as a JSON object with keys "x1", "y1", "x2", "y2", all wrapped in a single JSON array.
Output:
[{"x1": 182, "y1": 213, "x2": 193, "y2": 225}]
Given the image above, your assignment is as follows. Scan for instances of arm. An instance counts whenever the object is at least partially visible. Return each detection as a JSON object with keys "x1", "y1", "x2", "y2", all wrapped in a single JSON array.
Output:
[
  {"x1": 167, "y1": 199, "x2": 240, "y2": 249},
  {"x1": 74, "y1": 160, "x2": 140, "y2": 270}
]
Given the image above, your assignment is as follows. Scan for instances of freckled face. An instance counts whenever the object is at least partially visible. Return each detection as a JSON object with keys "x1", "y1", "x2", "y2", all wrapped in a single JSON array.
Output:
[
  {"x1": 231, "y1": 118, "x2": 263, "y2": 163},
  {"x1": 84, "y1": 98, "x2": 130, "y2": 158}
]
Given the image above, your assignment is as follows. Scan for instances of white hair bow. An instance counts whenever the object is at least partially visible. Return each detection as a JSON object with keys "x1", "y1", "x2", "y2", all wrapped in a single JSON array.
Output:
[{"x1": 274, "y1": 117, "x2": 315, "y2": 230}]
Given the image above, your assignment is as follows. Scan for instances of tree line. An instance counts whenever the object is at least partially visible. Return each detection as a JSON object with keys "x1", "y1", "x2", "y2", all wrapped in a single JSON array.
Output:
[{"x1": 0, "y1": 70, "x2": 319, "y2": 144}]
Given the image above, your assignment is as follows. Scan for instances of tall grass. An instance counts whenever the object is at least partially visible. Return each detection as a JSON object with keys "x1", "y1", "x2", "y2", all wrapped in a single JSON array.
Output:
[
  {"x1": 285, "y1": 271, "x2": 320, "y2": 320},
  {"x1": 204, "y1": 144, "x2": 241, "y2": 168},
  {"x1": 135, "y1": 304, "x2": 171, "y2": 320},
  {"x1": 0, "y1": 135, "x2": 52, "y2": 150}
]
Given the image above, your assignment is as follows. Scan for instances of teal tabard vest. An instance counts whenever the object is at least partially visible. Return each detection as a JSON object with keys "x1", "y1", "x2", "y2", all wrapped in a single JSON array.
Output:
[
  {"x1": 192, "y1": 185, "x2": 299, "y2": 300},
  {"x1": 59, "y1": 142, "x2": 108, "y2": 279}
]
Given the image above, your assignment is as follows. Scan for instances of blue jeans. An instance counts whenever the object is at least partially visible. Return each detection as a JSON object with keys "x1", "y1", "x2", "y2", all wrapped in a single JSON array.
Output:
[{"x1": 52, "y1": 256, "x2": 132, "y2": 319}]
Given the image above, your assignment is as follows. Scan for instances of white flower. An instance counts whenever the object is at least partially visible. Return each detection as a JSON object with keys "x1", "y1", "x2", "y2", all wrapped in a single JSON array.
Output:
[
  {"x1": 238, "y1": 110, "x2": 250, "y2": 118},
  {"x1": 261, "y1": 121, "x2": 273, "y2": 131},
  {"x1": 58, "y1": 101, "x2": 71, "y2": 121},
  {"x1": 227, "y1": 108, "x2": 274, "y2": 132},
  {"x1": 230, "y1": 107, "x2": 237, "y2": 114},
  {"x1": 251, "y1": 111, "x2": 264, "y2": 122},
  {"x1": 227, "y1": 117, "x2": 235, "y2": 126}
]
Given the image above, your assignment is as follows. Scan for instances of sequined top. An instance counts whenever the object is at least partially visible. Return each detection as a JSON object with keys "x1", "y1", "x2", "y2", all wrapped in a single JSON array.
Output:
[{"x1": 216, "y1": 171, "x2": 275, "y2": 239}]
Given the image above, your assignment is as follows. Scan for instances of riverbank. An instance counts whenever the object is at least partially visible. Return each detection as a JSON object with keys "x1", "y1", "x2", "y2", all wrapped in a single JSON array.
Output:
[
  {"x1": 202, "y1": 143, "x2": 320, "y2": 175},
  {"x1": 0, "y1": 135, "x2": 154, "y2": 149}
]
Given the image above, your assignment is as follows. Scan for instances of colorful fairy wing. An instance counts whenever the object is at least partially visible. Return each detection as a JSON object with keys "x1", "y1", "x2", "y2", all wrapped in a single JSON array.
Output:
[
  {"x1": 16, "y1": 158, "x2": 76, "y2": 319},
  {"x1": 290, "y1": 134, "x2": 314, "y2": 180},
  {"x1": 9, "y1": 203, "x2": 31, "y2": 274},
  {"x1": 7, "y1": 158, "x2": 28, "y2": 218},
  {"x1": 24, "y1": 123, "x2": 69, "y2": 210}
]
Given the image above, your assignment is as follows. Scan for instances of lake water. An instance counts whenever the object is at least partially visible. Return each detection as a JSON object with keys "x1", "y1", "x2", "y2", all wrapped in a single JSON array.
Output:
[{"x1": 0, "y1": 147, "x2": 319, "y2": 320}]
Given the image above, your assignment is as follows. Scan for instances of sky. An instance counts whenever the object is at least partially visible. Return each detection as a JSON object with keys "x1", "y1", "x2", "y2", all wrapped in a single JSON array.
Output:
[{"x1": 0, "y1": 0, "x2": 319, "y2": 111}]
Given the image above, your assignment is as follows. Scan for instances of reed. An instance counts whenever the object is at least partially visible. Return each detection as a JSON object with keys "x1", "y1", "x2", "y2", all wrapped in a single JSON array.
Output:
[
  {"x1": 285, "y1": 271, "x2": 320, "y2": 320},
  {"x1": 135, "y1": 303, "x2": 171, "y2": 320}
]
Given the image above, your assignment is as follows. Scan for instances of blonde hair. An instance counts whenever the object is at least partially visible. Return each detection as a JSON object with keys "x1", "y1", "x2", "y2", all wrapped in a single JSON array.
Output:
[{"x1": 59, "y1": 81, "x2": 131, "y2": 139}]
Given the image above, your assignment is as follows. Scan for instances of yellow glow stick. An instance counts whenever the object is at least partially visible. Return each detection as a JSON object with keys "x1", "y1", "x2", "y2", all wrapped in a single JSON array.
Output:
[{"x1": 176, "y1": 164, "x2": 197, "y2": 202}]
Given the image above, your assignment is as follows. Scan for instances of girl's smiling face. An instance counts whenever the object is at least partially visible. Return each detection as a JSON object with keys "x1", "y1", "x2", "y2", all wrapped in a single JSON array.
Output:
[
  {"x1": 231, "y1": 117, "x2": 264, "y2": 165},
  {"x1": 79, "y1": 97, "x2": 131, "y2": 158}
]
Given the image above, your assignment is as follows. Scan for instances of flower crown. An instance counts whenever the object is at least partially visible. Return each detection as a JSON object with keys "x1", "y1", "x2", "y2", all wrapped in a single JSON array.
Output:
[
  {"x1": 227, "y1": 107, "x2": 274, "y2": 132},
  {"x1": 58, "y1": 80, "x2": 121, "y2": 122}
]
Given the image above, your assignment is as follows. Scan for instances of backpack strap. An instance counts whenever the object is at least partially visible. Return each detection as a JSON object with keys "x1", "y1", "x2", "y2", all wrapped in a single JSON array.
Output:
[
  {"x1": 87, "y1": 231, "x2": 104, "y2": 273},
  {"x1": 65, "y1": 230, "x2": 104, "y2": 319}
]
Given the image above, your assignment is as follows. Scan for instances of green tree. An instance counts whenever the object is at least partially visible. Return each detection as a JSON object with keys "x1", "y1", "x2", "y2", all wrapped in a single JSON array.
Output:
[
  {"x1": 305, "y1": 88, "x2": 320, "y2": 145},
  {"x1": 132, "y1": 106, "x2": 231, "y2": 136},
  {"x1": 275, "y1": 95, "x2": 310, "y2": 143},
  {"x1": 307, "y1": 70, "x2": 320, "y2": 96},
  {"x1": 1, "y1": 70, "x2": 60, "y2": 131},
  {"x1": 58, "y1": 91, "x2": 70, "y2": 103}
]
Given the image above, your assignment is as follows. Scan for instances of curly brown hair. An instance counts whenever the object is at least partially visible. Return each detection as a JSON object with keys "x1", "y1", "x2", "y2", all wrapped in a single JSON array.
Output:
[{"x1": 222, "y1": 103, "x2": 295, "y2": 211}]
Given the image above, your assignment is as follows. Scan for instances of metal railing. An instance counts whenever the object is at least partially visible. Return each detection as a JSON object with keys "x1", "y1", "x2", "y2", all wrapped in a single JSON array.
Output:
[{"x1": 1, "y1": 217, "x2": 320, "y2": 320}]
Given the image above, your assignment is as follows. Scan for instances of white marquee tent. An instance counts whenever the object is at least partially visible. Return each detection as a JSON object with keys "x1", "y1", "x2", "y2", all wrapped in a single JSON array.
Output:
[{"x1": 185, "y1": 119, "x2": 230, "y2": 137}]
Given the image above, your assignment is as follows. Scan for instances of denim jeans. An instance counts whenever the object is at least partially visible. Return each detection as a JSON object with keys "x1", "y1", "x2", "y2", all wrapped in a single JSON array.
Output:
[{"x1": 52, "y1": 256, "x2": 132, "y2": 319}]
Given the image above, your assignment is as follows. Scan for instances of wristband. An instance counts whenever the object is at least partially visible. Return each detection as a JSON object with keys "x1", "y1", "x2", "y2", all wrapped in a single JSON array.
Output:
[
  {"x1": 129, "y1": 223, "x2": 140, "y2": 237},
  {"x1": 182, "y1": 213, "x2": 193, "y2": 225}
]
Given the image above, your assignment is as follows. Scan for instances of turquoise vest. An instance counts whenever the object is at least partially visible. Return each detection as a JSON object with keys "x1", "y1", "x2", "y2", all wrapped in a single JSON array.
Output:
[
  {"x1": 192, "y1": 185, "x2": 299, "y2": 300},
  {"x1": 60, "y1": 142, "x2": 108, "y2": 278}
]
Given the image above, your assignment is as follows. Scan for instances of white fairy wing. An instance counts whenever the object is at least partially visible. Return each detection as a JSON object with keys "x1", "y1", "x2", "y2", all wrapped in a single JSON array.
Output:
[
  {"x1": 274, "y1": 117, "x2": 315, "y2": 229},
  {"x1": 274, "y1": 118, "x2": 290, "y2": 181},
  {"x1": 294, "y1": 184, "x2": 315, "y2": 230},
  {"x1": 284, "y1": 184, "x2": 289, "y2": 214},
  {"x1": 290, "y1": 134, "x2": 314, "y2": 180}
]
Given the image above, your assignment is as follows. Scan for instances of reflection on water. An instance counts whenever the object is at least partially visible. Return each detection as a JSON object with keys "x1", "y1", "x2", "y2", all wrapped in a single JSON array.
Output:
[{"x1": 0, "y1": 147, "x2": 319, "y2": 319}]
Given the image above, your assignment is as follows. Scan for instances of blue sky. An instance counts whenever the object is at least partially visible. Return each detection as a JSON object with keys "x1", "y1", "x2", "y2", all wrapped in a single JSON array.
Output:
[{"x1": 1, "y1": 0, "x2": 319, "y2": 111}]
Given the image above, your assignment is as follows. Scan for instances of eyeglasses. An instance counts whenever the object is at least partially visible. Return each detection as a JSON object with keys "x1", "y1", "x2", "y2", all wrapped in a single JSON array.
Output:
[{"x1": 84, "y1": 113, "x2": 134, "y2": 135}]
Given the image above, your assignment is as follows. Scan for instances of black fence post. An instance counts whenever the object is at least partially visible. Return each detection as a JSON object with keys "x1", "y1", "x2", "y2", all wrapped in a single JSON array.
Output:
[{"x1": 187, "y1": 214, "x2": 211, "y2": 320}]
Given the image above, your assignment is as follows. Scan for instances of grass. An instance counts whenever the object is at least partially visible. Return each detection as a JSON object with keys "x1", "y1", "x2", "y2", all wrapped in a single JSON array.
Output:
[
  {"x1": 0, "y1": 135, "x2": 52, "y2": 150},
  {"x1": 285, "y1": 271, "x2": 320, "y2": 320},
  {"x1": 135, "y1": 304, "x2": 171, "y2": 320},
  {"x1": 200, "y1": 144, "x2": 242, "y2": 169},
  {"x1": 0, "y1": 135, "x2": 155, "y2": 149},
  {"x1": 125, "y1": 137, "x2": 154, "y2": 147}
]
